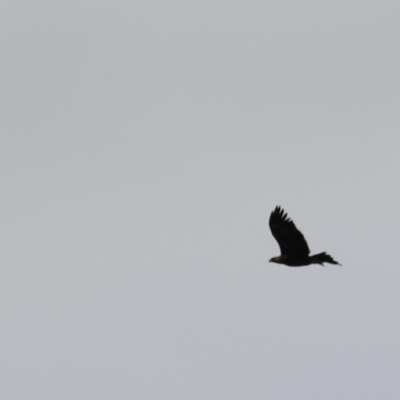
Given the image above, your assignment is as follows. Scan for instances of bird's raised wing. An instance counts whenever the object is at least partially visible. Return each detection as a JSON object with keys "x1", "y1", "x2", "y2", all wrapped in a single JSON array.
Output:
[{"x1": 269, "y1": 206, "x2": 310, "y2": 256}]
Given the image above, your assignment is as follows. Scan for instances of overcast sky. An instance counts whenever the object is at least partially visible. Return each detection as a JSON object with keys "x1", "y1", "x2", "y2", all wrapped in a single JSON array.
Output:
[{"x1": 1, "y1": 2, "x2": 400, "y2": 399}]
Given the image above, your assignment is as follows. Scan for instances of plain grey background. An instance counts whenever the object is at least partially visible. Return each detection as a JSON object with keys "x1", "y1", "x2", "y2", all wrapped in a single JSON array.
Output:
[{"x1": 1, "y1": 2, "x2": 400, "y2": 399}]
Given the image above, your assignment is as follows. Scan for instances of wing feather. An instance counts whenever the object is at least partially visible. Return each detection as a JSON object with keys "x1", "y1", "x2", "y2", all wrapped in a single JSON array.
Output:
[{"x1": 269, "y1": 206, "x2": 310, "y2": 256}]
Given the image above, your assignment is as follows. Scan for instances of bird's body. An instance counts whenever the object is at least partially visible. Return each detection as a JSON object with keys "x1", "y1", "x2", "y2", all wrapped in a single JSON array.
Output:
[{"x1": 269, "y1": 206, "x2": 340, "y2": 267}]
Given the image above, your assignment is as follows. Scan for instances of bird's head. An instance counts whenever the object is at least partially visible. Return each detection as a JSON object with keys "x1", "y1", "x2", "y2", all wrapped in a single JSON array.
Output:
[{"x1": 269, "y1": 256, "x2": 281, "y2": 264}]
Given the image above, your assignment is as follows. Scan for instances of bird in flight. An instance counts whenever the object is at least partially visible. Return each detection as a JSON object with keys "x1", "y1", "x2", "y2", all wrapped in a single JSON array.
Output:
[{"x1": 269, "y1": 206, "x2": 341, "y2": 267}]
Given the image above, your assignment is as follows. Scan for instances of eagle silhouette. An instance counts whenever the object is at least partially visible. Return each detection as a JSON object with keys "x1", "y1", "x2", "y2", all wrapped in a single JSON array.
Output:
[{"x1": 269, "y1": 206, "x2": 340, "y2": 267}]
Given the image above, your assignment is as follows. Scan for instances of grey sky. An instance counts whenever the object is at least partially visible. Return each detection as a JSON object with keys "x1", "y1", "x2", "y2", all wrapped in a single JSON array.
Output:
[{"x1": 1, "y1": 2, "x2": 400, "y2": 399}]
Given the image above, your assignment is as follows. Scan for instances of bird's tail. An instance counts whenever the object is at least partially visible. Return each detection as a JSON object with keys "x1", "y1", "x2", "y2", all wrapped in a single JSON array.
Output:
[{"x1": 310, "y1": 252, "x2": 341, "y2": 266}]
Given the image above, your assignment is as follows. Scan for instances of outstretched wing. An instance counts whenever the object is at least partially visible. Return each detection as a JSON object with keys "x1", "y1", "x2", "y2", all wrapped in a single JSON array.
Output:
[{"x1": 269, "y1": 206, "x2": 310, "y2": 257}]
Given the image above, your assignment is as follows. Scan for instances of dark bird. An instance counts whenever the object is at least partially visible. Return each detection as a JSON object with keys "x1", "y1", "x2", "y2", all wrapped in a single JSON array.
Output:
[{"x1": 269, "y1": 206, "x2": 341, "y2": 267}]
